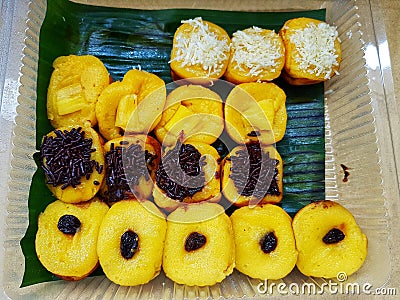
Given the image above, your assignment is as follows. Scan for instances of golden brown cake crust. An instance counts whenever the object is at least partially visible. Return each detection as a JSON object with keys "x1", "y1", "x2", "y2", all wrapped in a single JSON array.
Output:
[
  {"x1": 35, "y1": 198, "x2": 109, "y2": 280},
  {"x1": 279, "y1": 17, "x2": 342, "y2": 84},
  {"x1": 162, "y1": 202, "x2": 235, "y2": 286},
  {"x1": 225, "y1": 27, "x2": 285, "y2": 84},
  {"x1": 292, "y1": 200, "x2": 368, "y2": 278}
]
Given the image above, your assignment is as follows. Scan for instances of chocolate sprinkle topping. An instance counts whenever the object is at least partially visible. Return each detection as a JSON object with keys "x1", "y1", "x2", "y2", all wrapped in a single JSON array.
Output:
[
  {"x1": 104, "y1": 142, "x2": 151, "y2": 204},
  {"x1": 40, "y1": 127, "x2": 101, "y2": 189},
  {"x1": 229, "y1": 142, "x2": 280, "y2": 199},
  {"x1": 155, "y1": 141, "x2": 206, "y2": 201}
]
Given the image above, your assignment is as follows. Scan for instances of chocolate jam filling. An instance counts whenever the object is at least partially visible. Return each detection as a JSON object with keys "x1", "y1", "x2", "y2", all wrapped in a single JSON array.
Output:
[
  {"x1": 40, "y1": 127, "x2": 102, "y2": 190},
  {"x1": 322, "y1": 228, "x2": 345, "y2": 244},
  {"x1": 229, "y1": 142, "x2": 280, "y2": 199},
  {"x1": 57, "y1": 214, "x2": 81, "y2": 235},
  {"x1": 120, "y1": 230, "x2": 139, "y2": 259},
  {"x1": 104, "y1": 141, "x2": 151, "y2": 204},
  {"x1": 185, "y1": 232, "x2": 207, "y2": 252},
  {"x1": 260, "y1": 231, "x2": 278, "y2": 253},
  {"x1": 155, "y1": 141, "x2": 206, "y2": 201}
]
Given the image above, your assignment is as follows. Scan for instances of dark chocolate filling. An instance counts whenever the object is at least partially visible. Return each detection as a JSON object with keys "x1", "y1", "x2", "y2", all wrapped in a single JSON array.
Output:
[
  {"x1": 259, "y1": 232, "x2": 278, "y2": 253},
  {"x1": 57, "y1": 214, "x2": 81, "y2": 235},
  {"x1": 185, "y1": 232, "x2": 207, "y2": 252},
  {"x1": 322, "y1": 228, "x2": 345, "y2": 244},
  {"x1": 229, "y1": 142, "x2": 280, "y2": 199},
  {"x1": 120, "y1": 230, "x2": 139, "y2": 259},
  {"x1": 40, "y1": 127, "x2": 102, "y2": 189},
  {"x1": 155, "y1": 141, "x2": 206, "y2": 201}
]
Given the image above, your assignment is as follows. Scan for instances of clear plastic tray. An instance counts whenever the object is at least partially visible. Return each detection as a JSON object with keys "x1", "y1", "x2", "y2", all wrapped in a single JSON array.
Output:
[{"x1": 1, "y1": 0, "x2": 399, "y2": 299}]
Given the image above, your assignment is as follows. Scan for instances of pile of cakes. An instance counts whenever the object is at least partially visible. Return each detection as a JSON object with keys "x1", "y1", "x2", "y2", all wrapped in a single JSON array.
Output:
[
  {"x1": 170, "y1": 16, "x2": 342, "y2": 85},
  {"x1": 34, "y1": 16, "x2": 367, "y2": 288}
]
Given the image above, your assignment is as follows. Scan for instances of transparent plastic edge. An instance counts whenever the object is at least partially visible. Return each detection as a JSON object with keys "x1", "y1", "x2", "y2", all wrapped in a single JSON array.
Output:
[
  {"x1": 364, "y1": 0, "x2": 400, "y2": 292},
  {"x1": 0, "y1": 0, "x2": 35, "y2": 299}
]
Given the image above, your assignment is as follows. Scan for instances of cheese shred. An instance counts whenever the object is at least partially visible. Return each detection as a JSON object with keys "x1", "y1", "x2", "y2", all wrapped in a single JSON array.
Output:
[
  {"x1": 289, "y1": 22, "x2": 339, "y2": 79},
  {"x1": 231, "y1": 27, "x2": 283, "y2": 77},
  {"x1": 169, "y1": 17, "x2": 230, "y2": 76}
]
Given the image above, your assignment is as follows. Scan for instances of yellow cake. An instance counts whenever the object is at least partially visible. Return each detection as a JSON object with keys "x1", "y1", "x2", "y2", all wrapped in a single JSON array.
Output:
[
  {"x1": 40, "y1": 124, "x2": 105, "y2": 203},
  {"x1": 279, "y1": 17, "x2": 342, "y2": 85},
  {"x1": 100, "y1": 135, "x2": 161, "y2": 204},
  {"x1": 154, "y1": 84, "x2": 224, "y2": 147},
  {"x1": 222, "y1": 143, "x2": 283, "y2": 206},
  {"x1": 169, "y1": 17, "x2": 230, "y2": 83},
  {"x1": 224, "y1": 82, "x2": 287, "y2": 145},
  {"x1": 163, "y1": 202, "x2": 235, "y2": 286},
  {"x1": 97, "y1": 199, "x2": 167, "y2": 286},
  {"x1": 225, "y1": 27, "x2": 285, "y2": 84},
  {"x1": 47, "y1": 55, "x2": 110, "y2": 128},
  {"x1": 292, "y1": 200, "x2": 368, "y2": 278},
  {"x1": 96, "y1": 69, "x2": 166, "y2": 140},
  {"x1": 153, "y1": 140, "x2": 221, "y2": 212},
  {"x1": 35, "y1": 198, "x2": 109, "y2": 280},
  {"x1": 230, "y1": 204, "x2": 297, "y2": 280}
]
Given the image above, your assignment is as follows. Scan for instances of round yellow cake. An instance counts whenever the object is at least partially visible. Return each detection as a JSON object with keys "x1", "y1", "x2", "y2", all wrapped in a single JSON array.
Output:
[
  {"x1": 154, "y1": 84, "x2": 224, "y2": 147},
  {"x1": 97, "y1": 199, "x2": 167, "y2": 286},
  {"x1": 279, "y1": 18, "x2": 342, "y2": 85},
  {"x1": 47, "y1": 55, "x2": 110, "y2": 128},
  {"x1": 292, "y1": 200, "x2": 368, "y2": 278},
  {"x1": 40, "y1": 124, "x2": 105, "y2": 204},
  {"x1": 163, "y1": 202, "x2": 235, "y2": 286},
  {"x1": 169, "y1": 17, "x2": 230, "y2": 83},
  {"x1": 230, "y1": 204, "x2": 297, "y2": 280},
  {"x1": 224, "y1": 82, "x2": 287, "y2": 145},
  {"x1": 153, "y1": 141, "x2": 221, "y2": 212},
  {"x1": 35, "y1": 198, "x2": 109, "y2": 280},
  {"x1": 225, "y1": 27, "x2": 285, "y2": 84}
]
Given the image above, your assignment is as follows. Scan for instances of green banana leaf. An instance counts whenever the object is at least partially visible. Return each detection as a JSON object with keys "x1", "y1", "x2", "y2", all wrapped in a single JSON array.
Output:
[{"x1": 21, "y1": 0, "x2": 325, "y2": 287}]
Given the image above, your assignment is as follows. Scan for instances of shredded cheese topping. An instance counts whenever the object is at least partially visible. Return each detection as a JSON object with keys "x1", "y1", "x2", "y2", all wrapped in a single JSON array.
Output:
[
  {"x1": 169, "y1": 17, "x2": 230, "y2": 76},
  {"x1": 231, "y1": 27, "x2": 283, "y2": 77},
  {"x1": 289, "y1": 22, "x2": 339, "y2": 79}
]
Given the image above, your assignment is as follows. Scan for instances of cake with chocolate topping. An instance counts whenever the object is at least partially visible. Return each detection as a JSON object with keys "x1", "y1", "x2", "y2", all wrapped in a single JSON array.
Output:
[
  {"x1": 222, "y1": 142, "x2": 283, "y2": 206},
  {"x1": 40, "y1": 124, "x2": 105, "y2": 203},
  {"x1": 100, "y1": 135, "x2": 161, "y2": 205},
  {"x1": 153, "y1": 140, "x2": 221, "y2": 212}
]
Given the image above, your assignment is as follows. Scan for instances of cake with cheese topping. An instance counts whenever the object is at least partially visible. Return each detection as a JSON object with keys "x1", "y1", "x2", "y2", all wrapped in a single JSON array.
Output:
[
  {"x1": 279, "y1": 18, "x2": 342, "y2": 85},
  {"x1": 169, "y1": 17, "x2": 231, "y2": 83},
  {"x1": 224, "y1": 27, "x2": 285, "y2": 84}
]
